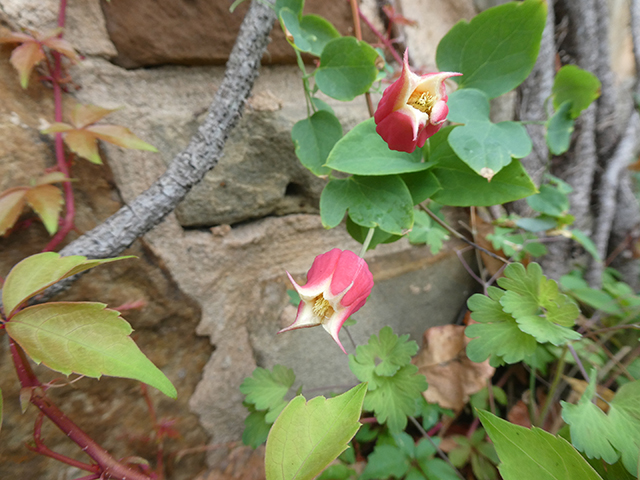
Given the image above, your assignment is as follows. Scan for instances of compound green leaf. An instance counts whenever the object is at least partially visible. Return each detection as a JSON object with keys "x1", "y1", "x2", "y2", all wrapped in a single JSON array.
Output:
[
  {"x1": 320, "y1": 175, "x2": 414, "y2": 235},
  {"x1": 562, "y1": 376, "x2": 640, "y2": 476},
  {"x1": 315, "y1": 37, "x2": 379, "y2": 101},
  {"x1": 280, "y1": 10, "x2": 340, "y2": 57},
  {"x1": 360, "y1": 444, "x2": 410, "y2": 480},
  {"x1": 6, "y1": 302, "x2": 176, "y2": 398},
  {"x1": 400, "y1": 170, "x2": 442, "y2": 205},
  {"x1": 348, "y1": 326, "x2": 419, "y2": 387},
  {"x1": 362, "y1": 365, "x2": 428, "y2": 432},
  {"x1": 552, "y1": 65, "x2": 601, "y2": 119},
  {"x1": 436, "y1": 0, "x2": 547, "y2": 98},
  {"x1": 243, "y1": 406, "x2": 273, "y2": 449},
  {"x1": 448, "y1": 121, "x2": 532, "y2": 180},
  {"x1": 291, "y1": 110, "x2": 342, "y2": 176},
  {"x1": 325, "y1": 118, "x2": 429, "y2": 175},
  {"x1": 546, "y1": 101, "x2": 574, "y2": 155},
  {"x1": 408, "y1": 210, "x2": 449, "y2": 254},
  {"x1": 479, "y1": 410, "x2": 603, "y2": 480},
  {"x1": 240, "y1": 365, "x2": 296, "y2": 412},
  {"x1": 427, "y1": 128, "x2": 536, "y2": 207},
  {"x1": 265, "y1": 383, "x2": 367, "y2": 480},
  {"x1": 2, "y1": 252, "x2": 132, "y2": 318},
  {"x1": 466, "y1": 288, "x2": 537, "y2": 365}
]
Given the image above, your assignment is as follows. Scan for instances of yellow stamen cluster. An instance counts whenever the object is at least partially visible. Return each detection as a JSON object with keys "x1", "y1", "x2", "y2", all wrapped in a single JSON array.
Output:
[
  {"x1": 312, "y1": 296, "x2": 334, "y2": 323},
  {"x1": 407, "y1": 91, "x2": 436, "y2": 114}
]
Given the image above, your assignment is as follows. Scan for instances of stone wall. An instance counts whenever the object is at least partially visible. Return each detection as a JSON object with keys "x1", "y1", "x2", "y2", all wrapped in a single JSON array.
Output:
[{"x1": 0, "y1": 1, "x2": 480, "y2": 478}]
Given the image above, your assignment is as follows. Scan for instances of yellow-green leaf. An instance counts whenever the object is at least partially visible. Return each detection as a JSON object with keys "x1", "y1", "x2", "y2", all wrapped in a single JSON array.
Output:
[
  {"x1": 25, "y1": 184, "x2": 64, "y2": 235},
  {"x1": 0, "y1": 187, "x2": 28, "y2": 236},
  {"x1": 88, "y1": 125, "x2": 158, "y2": 152},
  {"x1": 6, "y1": 302, "x2": 176, "y2": 398},
  {"x1": 2, "y1": 252, "x2": 132, "y2": 318}
]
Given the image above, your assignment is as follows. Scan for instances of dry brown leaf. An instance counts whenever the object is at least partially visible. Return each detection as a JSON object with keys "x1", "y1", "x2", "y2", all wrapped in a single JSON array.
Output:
[
  {"x1": 564, "y1": 376, "x2": 615, "y2": 412},
  {"x1": 413, "y1": 324, "x2": 495, "y2": 411}
]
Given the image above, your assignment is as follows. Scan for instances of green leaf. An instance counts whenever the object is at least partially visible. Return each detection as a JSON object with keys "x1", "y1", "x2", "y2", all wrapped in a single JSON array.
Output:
[
  {"x1": 320, "y1": 175, "x2": 414, "y2": 235},
  {"x1": 466, "y1": 288, "x2": 537, "y2": 365},
  {"x1": 526, "y1": 184, "x2": 569, "y2": 217},
  {"x1": 243, "y1": 406, "x2": 273, "y2": 449},
  {"x1": 400, "y1": 170, "x2": 442, "y2": 205},
  {"x1": 418, "y1": 457, "x2": 460, "y2": 480},
  {"x1": 447, "y1": 88, "x2": 491, "y2": 124},
  {"x1": 325, "y1": 118, "x2": 430, "y2": 175},
  {"x1": 497, "y1": 263, "x2": 581, "y2": 345},
  {"x1": 515, "y1": 216, "x2": 557, "y2": 232},
  {"x1": 240, "y1": 365, "x2": 295, "y2": 413},
  {"x1": 2, "y1": 252, "x2": 132, "y2": 318},
  {"x1": 315, "y1": 37, "x2": 379, "y2": 101},
  {"x1": 562, "y1": 376, "x2": 640, "y2": 476},
  {"x1": 311, "y1": 97, "x2": 335, "y2": 115},
  {"x1": 363, "y1": 365, "x2": 428, "y2": 432},
  {"x1": 280, "y1": 10, "x2": 341, "y2": 57},
  {"x1": 571, "y1": 229, "x2": 601, "y2": 261},
  {"x1": 408, "y1": 210, "x2": 449, "y2": 254},
  {"x1": 479, "y1": 410, "x2": 603, "y2": 480},
  {"x1": 316, "y1": 464, "x2": 357, "y2": 480},
  {"x1": 349, "y1": 326, "x2": 420, "y2": 386},
  {"x1": 436, "y1": 0, "x2": 547, "y2": 98},
  {"x1": 360, "y1": 444, "x2": 410, "y2": 480},
  {"x1": 427, "y1": 128, "x2": 537, "y2": 207},
  {"x1": 346, "y1": 218, "x2": 402, "y2": 250},
  {"x1": 6, "y1": 302, "x2": 176, "y2": 398},
  {"x1": 291, "y1": 110, "x2": 342, "y2": 176},
  {"x1": 546, "y1": 101, "x2": 574, "y2": 155},
  {"x1": 448, "y1": 121, "x2": 532, "y2": 180},
  {"x1": 552, "y1": 65, "x2": 602, "y2": 118},
  {"x1": 275, "y1": 0, "x2": 303, "y2": 17},
  {"x1": 265, "y1": 383, "x2": 367, "y2": 480}
]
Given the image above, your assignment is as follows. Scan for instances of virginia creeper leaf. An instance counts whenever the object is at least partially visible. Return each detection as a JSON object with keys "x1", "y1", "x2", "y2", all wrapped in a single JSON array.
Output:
[
  {"x1": 24, "y1": 184, "x2": 64, "y2": 235},
  {"x1": 436, "y1": 0, "x2": 547, "y2": 98},
  {"x1": 0, "y1": 188, "x2": 28, "y2": 236},
  {"x1": 265, "y1": 383, "x2": 366, "y2": 480},
  {"x1": 479, "y1": 410, "x2": 602, "y2": 480},
  {"x1": 6, "y1": 302, "x2": 176, "y2": 398},
  {"x1": 2, "y1": 252, "x2": 132, "y2": 318}
]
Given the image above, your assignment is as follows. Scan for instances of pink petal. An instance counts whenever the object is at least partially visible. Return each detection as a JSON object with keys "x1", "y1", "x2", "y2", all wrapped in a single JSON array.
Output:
[
  {"x1": 374, "y1": 50, "x2": 416, "y2": 123},
  {"x1": 416, "y1": 122, "x2": 443, "y2": 148},
  {"x1": 430, "y1": 101, "x2": 449, "y2": 125},
  {"x1": 375, "y1": 109, "x2": 420, "y2": 153},
  {"x1": 304, "y1": 248, "x2": 341, "y2": 289}
]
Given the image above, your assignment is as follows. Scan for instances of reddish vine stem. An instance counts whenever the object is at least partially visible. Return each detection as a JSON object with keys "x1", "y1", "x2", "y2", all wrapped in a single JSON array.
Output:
[
  {"x1": 358, "y1": 8, "x2": 403, "y2": 66},
  {"x1": 9, "y1": 338, "x2": 153, "y2": 480},
  {"x1": 43, "y1": 0, "x2": 76, "y2": 252},
  {"x1": 348, "y1": 0, "x2": 375, "y2": 116}
]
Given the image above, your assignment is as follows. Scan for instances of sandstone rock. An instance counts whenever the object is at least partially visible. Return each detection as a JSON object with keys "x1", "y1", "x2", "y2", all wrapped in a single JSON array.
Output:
[
  {"x1": 0, "y1": 0, "x2": 117, "y2": 58},
  {"x1": 99, "y1": 0, "x2": 378, "y2": 68}
]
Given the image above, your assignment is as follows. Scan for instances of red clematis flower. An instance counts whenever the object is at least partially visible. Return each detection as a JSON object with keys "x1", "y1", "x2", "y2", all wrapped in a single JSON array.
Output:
[
  {"x1": 374, "y1": 50, "x2": 461, "y2": 153},
  {"x1": 280, "y1": 248, "x2": 374, "y2": 354}
]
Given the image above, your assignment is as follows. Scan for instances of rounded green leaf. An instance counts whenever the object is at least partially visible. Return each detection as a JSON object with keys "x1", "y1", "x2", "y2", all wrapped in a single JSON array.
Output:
[
  {"x1": 6, "y1": 302, "x2": 176, "y2": 398},
  {"x1": 291, "y1": 110, "x2": 342, "y2": 176},
  {"x1": 325, "y1": 118, "x2": 430, "y2": 175},
  {"x1": 346, "y1": 218, "x2": 402, "y2": 250},
  {"x1": 315, "y1": 37, "x2": 379, "y2": 101},
  {"x1": 265, "y1": 383, "x2": 367, "y2": 480},
  {"x1": 436, "y1": 0, "x2": 547, "y2": 98},
  {"x1": 448, "y1": 121, "x2": 532, "y2": 180},
  {"x1": 546, "y1": 101, "x2": 575, "y2": 155},
  {"x1": 2, "y1": 252, "x2": 133, "y2": 318},
  {"x1": 427, "y1": 128, "x2": 536, "y2": 206},
  {"x1": 320, "y1": 175, "x2": 414, "y2": 235},
  {"x1": 446, "y1": 88, "x2": 490, "y2": 124},
  {"x1": 280, "y1": 10, "x2": 341, "y2": 57},
  {"x1": 552, "y1": 65, "x2": 601, "y2": 118}
]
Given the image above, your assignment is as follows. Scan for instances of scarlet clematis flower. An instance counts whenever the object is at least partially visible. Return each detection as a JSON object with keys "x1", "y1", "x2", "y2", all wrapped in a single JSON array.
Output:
[
  {"x1": 280, "y1": 248, "x2": 374, "y2": 354},
  {"x1": 374, "y1": 50, "x2": 461, "y2": 153}
]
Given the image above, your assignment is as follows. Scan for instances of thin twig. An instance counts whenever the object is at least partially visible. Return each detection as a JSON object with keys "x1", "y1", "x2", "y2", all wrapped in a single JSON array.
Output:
[
  {"x1": 419, "y1": 203, "x2": 510, "y2": 264},
  {"x1": 408, "y1": 416, "x2": 465, "y2": 480},
  {"x1": 349, "y1": 0, "x2": 375, "y2": 116}
]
